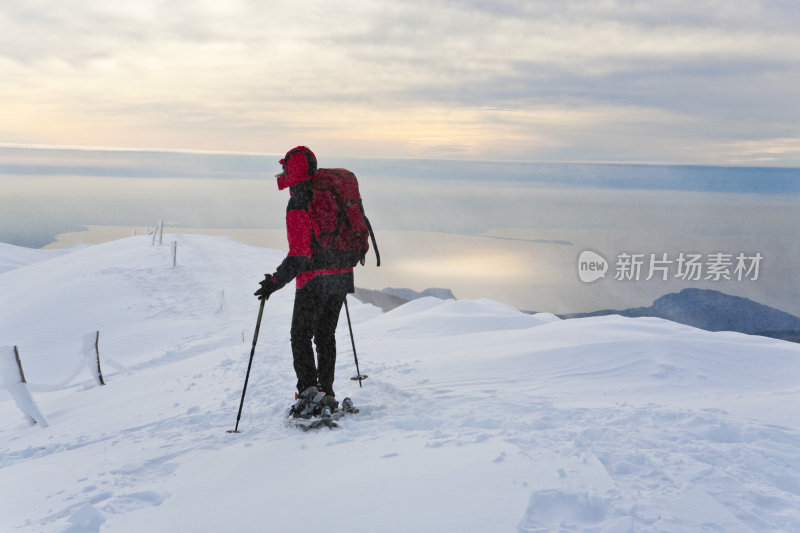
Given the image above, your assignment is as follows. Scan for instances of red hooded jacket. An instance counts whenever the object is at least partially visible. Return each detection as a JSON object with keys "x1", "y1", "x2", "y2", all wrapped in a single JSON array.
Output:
[{"x1": 271, "y1": 147, "x2": 354, "y2": 293}]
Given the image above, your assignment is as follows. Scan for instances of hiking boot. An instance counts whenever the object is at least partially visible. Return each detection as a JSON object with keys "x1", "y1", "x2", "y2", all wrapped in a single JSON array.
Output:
[
  {"x1": 291, "y1": 387, "x2": 321, "y2": 419},
  {"x1": 320, "y1": 394, "x2": 339, "y2": 412},
  {"x1": 298, "y1": 386, "x2": 319, "y2": 400}
]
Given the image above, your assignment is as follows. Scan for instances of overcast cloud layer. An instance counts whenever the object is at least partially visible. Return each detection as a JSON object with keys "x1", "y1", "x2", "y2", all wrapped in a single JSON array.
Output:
[{"x1": 1, "y1": 0, "x2": 799, "y2": 164}]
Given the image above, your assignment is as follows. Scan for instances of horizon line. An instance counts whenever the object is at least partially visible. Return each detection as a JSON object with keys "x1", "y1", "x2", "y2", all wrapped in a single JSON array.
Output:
[{"x1": 2, "y1": 142, "x2": 799, "y2": 170}]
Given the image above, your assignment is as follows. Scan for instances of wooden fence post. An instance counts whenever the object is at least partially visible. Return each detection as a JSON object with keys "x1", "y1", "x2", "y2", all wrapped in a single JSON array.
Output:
[
  {"x1": 4, "y1": 346, "x2": 48, "y2": 427},
  {"x1": 94, "y1": 331, "x2": 105, "y2": 386},
  {"x1": 13, "y1": 346, "x2": 27, "y2": 384}
]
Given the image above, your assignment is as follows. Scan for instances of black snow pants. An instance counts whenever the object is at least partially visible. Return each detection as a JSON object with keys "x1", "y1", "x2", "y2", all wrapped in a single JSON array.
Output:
[{"x1": 290, "y1": 285, "x2": 347, "y2": 397}]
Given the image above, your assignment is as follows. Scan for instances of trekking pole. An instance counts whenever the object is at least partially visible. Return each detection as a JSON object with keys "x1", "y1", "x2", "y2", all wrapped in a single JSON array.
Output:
[
  {"x1": 345, "y1": 297, "x2": 368, "y2": 387},
  {"x1": 228, "y1": 297, "x2": 266, "y2": 433}
]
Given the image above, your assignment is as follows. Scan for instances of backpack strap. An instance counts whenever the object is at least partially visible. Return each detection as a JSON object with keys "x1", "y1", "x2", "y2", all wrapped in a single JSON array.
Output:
[{"x1": 361, "y1": 207, "x2": 380, "y2": 267}]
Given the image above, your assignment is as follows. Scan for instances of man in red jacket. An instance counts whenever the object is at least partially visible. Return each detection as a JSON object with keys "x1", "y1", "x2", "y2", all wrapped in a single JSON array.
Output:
[{"x1": 254, "y1": 146, "x2": 353, "y2": 409}]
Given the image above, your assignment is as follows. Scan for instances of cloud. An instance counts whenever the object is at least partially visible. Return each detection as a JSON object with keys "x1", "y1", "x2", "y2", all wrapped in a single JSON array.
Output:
[{"x1": 0, "y1": 0, "x2": 799, "y2": 164}]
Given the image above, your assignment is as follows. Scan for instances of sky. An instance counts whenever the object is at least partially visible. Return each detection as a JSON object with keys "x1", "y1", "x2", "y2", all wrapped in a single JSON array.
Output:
[{"x1": 1, "y1": 0, "x2": 800, "y2": 165}]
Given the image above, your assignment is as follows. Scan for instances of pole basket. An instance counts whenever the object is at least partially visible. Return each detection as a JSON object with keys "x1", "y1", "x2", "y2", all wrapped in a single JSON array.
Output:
[{"x1": 350, "y1": 374, "x2": 368, "y2": 387}]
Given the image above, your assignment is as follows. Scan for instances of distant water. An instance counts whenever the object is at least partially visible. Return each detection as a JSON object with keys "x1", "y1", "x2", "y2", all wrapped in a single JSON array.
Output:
[{"x1": 2, "y1": 146, "x2": 798, "y2": 248}]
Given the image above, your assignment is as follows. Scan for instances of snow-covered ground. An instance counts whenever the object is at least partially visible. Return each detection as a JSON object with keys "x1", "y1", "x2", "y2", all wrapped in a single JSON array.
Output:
[
  {"x1": 1, "y1": 234, "x2": 799, "y2": 532},
  {"x1": 0, "y1": 242, "x2": 84, "y2": 274}
]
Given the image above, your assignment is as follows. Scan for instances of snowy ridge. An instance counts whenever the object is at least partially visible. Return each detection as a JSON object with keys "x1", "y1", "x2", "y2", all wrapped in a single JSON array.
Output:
[
  {"x1": 0, "y1": 242, "x2": 83, "y2": 274},
  {"x1": 1, "y1": 235, "x2": 799, "y2": 532}
]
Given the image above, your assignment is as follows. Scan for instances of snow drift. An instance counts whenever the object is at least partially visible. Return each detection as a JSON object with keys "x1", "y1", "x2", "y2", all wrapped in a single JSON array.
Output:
[{"x1": 1, "y1": 235, "x2": 799, "y2": 532}]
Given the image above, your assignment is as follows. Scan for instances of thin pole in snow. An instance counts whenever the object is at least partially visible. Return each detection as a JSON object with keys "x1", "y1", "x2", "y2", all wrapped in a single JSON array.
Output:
[
  {"x1": 94, "y1": 331, "x2": 105, "y2": 386},
  {"x1": 228, "y1": 297, "x2": 266, "y2": 434},
  {"x1": 345, "y1": 298, "x2": 368, "y2": 387},
  {"x1": 13, "y1": 346, "x2": 27, "y2": 384}
]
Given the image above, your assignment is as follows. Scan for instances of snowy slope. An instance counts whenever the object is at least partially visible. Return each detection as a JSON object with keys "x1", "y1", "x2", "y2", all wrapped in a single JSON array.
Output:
[
  {"x1": 0, "y1": 242, "x2": 84, "y2": 274},
  {"x1": 1, "y1": 235, "x2": 799, "y2": 533}
]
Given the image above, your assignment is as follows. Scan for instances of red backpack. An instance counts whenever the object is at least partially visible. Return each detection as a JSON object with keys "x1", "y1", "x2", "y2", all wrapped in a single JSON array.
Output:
[{"x1": 307, "y1": 168, "x2": 380, "y2": 269}]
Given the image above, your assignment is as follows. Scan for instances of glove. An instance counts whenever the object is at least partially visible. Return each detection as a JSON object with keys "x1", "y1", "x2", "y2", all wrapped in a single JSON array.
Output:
[{"x1": 254, "y1": 274, "x2": 279, "y2": 301}]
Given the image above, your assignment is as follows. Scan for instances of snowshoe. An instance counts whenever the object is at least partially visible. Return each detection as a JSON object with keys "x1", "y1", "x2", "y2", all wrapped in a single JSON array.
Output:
[
  {"x1": 285, "y1": 392, "x2": 359, "y2": 431},
  {"x1": 289, "y1": 387, "x2": 328, "y2": 419},
  {"x1": 341, "y1": 397, "x2": 359, "y2": 414}
]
